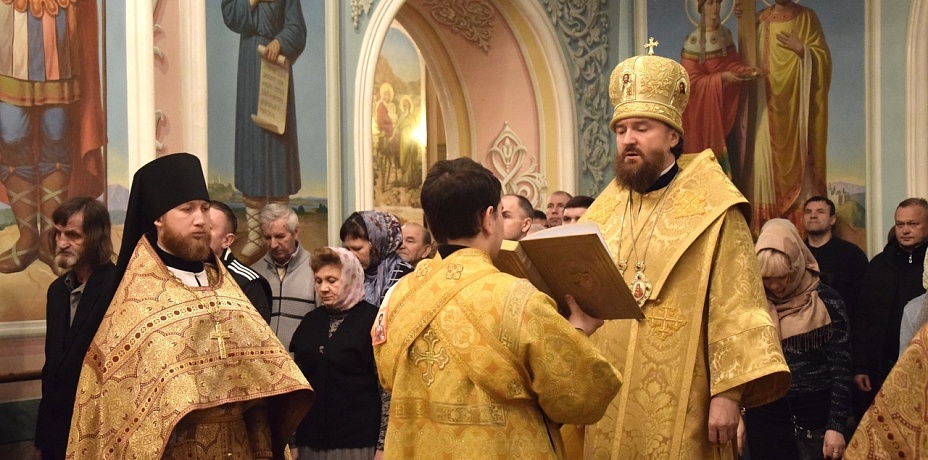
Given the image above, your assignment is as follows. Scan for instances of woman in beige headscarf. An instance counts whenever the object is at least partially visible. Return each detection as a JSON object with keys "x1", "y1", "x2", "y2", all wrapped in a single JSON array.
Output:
[{"x1": 746, "y1": 219, "x2": 853, "y2": 460}]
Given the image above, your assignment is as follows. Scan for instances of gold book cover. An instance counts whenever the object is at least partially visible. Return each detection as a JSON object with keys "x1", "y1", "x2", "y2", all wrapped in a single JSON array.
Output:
[{"x1": 495, "y1": 223, "x2": 643, "y2": 320}]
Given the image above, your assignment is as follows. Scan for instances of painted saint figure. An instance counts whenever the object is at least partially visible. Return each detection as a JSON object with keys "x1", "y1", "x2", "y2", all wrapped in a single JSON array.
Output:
[
  {"x1": 0, "y1": 1, "x2": 106, "y2": 273},
  {"x1": 741, "y1": 0, "x2": 832, "y2": 233},
  {"x1": 221, "y1": 0, "x2": 307, "y2": 263},
  {"x1": 396, "y1": 96, "x2": 422, "y2": 188},
  {"x1": 680, "y1": 0, "x2": 761, "y2": 176}
]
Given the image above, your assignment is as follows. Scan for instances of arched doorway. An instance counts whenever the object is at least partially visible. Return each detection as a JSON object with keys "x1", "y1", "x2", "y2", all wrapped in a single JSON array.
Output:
[{"x1": 354, "y1": 0, "x2": 578, "y2": 218}]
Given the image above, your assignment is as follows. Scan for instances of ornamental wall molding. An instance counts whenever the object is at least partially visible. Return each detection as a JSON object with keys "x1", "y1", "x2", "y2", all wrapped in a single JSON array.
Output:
[
  {"x1": 352, "y1": 0, "x2": 375, "y2": 30},
  {"x1": 542, "y1": 0, "x2": 610, "y2": 195},
  {"x1": 485, "y1": 123, "x2": 546, "y2": 208},
  {"x1": 423, "y1": 0, "x2": 494, "y2": 52}
]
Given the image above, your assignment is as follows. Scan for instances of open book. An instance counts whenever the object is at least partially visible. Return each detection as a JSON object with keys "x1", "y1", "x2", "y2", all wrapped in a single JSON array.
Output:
[{"x1": 495, "y1": 222, "x2": 643, "y2": 320}]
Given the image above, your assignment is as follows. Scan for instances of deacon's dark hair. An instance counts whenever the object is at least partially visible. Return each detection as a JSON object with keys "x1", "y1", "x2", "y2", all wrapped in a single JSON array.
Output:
[
  {"x1": 532, "y1": 209, "x2": 547, "y2": 221},
  {"x1": 209, "y1": 200, "x2": 237, "y2": 235},
  {"x1": 47, "y1": 197, "x2": 113, "y2": 268},
  {"x1": 565, "y1": 195, "x2": 595, "y2": 210},
  {"x1": 421, "y1": 158, "x2": 502, "y2": 244},
  {"x1": 339, "y1": 212, "x2": 370, "y2": 242},
  {"x1": 898, "y1": 197, "x2": 928, "y2": 215},
  {"x1": 804, "y1": 196, "x2": 836, "y2": 216},
  {"x1": 310, "y1": 246, "x2": 343, "y2": 272}
]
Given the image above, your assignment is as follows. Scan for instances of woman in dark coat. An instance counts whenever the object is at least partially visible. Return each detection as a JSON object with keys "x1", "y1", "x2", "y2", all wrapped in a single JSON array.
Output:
[{"x1": 291, "y1": 247, "x2": 384, "y2": 459}]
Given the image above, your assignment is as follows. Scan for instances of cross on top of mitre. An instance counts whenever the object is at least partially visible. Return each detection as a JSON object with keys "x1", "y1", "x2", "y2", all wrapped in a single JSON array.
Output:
[{"x1": 644, "y1": 37, "x2": 659, "y2": 55}]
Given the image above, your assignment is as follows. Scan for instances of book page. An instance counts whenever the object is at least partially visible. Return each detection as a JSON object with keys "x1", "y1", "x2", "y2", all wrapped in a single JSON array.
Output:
[
  {"x1": 522, "y1": 222, "x2": 612, "y2": 258},
  {"x1": 250, "y1": 45, "x2": 290, "y2": 135}
]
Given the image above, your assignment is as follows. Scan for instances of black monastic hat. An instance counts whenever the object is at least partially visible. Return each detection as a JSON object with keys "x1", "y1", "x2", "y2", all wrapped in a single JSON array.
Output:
[{"x1": 114, "y1": 153, "x2": 210, "y2": 278}]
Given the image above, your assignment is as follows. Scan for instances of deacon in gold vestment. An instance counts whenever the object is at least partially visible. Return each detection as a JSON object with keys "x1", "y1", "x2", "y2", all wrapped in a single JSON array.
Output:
[
  {"x1": 373, "y1": 158, "x2": 622, "y2": 459},
  {"x1": 580, "y1": 46, "x2": 790, "y2": 459},
  {"x1": 66, "y1": 154, "x2": 313, "y2": 459},
  {"x1": 846, "y1": 321, "x2": 928, "y2": 459}
]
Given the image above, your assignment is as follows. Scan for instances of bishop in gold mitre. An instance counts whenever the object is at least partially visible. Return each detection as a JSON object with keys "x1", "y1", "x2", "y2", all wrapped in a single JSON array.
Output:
[
  {"x1": 66, "y1": 153, "x2": 313, "y2": 459},
  {"x1": 576, "y1": 40, "x2": 791, "y2": 459}
]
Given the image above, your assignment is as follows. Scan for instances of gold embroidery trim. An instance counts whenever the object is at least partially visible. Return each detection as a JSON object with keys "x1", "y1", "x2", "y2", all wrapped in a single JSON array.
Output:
[{"x1": 392, "y1": 398, "x2": 505, "y2": 425}]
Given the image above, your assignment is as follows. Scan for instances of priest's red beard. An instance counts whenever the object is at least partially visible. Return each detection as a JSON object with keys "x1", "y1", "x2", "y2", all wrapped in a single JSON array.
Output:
[
  {"x1": 160, "y1": 225, "x2": 211, "y2": 262},
  {"x1": 614, "y1": 147, "x2": 663, "y2": 194}
]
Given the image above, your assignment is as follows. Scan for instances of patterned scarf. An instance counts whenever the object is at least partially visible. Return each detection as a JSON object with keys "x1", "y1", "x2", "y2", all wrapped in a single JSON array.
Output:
[{"x1": 358, "y1": 211, "x2": 405, "y2": 306}]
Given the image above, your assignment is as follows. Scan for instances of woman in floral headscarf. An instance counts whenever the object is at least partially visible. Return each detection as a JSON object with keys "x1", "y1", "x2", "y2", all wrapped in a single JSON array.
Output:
[
  {"x1": 339, "y1": 211, "x2": 413, "y2": 306},
  {"x1": 746, "y1": 219, "x2": 853, "y2": 460},
  {"x1": 290, "y1": 247, "x2": 385, "y2": 459}
]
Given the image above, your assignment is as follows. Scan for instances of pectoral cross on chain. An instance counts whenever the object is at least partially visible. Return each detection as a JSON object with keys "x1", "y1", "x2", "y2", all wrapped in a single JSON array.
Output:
[
  {"x1": 409, "y1": 328, "x2": 448, "y2": 387},
  {"x1": 210, "y1": 322, "x2": 231, "y2": 359},
  {"x1": 644, "y1": 37, "x2": 659, "y2": 55}
]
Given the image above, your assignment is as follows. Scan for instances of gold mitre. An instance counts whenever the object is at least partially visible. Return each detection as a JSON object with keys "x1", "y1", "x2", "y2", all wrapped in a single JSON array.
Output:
[{"x1": 609, "y1": 38, "x2": 690, "y2": 134}]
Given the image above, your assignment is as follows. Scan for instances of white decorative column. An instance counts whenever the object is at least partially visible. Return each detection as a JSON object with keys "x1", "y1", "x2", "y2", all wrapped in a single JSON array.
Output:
[
  {"x1": 179, "y1": 0, "x2": 209, "y2": 171},
  {"x1": 327, "y1": 0, "x2": 343, "y2": 244},
  {"x1": 125, "y1": 0, "x2": 156, "y2": 176},
  {"x1": 865, "y1": 0, "x2": 882, "y2": 255},
  {"x1": 906, "y1": 0, "x2": 928, "y2": 201}
]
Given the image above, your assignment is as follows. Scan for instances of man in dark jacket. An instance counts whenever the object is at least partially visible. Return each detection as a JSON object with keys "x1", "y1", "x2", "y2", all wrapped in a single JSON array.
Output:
[
  {"x1": 35, "y1": 197, "x2": 117, "y2": 460},
  {"x1": 209, "y1": 200, "x2": 272, "y2": 323},
  {"x1": 803, "y1": 196, "x2": 869, "y2": 321},
  {"x1": 852, "y1": 198, "x2": 928, "y2": 419}
]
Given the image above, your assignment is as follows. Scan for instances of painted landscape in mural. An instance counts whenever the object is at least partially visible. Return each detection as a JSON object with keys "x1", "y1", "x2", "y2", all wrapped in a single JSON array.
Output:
[
  {"x1": 648, "y1": 0, "x2": 866, "y2": 248},
  {"x1": 372, "y1": 25, "x2": 428, "y2": 223}
]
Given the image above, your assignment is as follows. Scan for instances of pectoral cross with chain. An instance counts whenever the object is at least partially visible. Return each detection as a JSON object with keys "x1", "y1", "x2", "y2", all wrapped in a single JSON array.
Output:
[{"x1": 210, "y1": 322, "x2": 231, "y2": 359}]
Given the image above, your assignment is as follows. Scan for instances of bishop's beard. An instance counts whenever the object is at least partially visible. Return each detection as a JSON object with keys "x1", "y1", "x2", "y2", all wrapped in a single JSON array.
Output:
[{"x1": 614, "y1": 148, "x2": 663, "y2": 194}]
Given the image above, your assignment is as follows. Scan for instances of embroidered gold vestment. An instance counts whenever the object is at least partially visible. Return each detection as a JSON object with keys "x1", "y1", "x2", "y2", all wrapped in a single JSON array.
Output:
[
  {"x1": 373, "y1": 248, "x2": 621, "y2": 459},
  {"x1": 847, "y1": 322, "x2": 928, "y2": 459},
  {"x1": 582, "y1": 150, "x2": 790, "y2": 459},
  {"x1": 66, "y1": 237, "x2": 314, "y2": 459}
]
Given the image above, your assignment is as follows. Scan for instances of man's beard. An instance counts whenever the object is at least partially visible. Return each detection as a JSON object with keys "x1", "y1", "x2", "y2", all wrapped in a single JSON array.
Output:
[
  {"x1": 805, "y1": 225, "x2": 830, "y2": 238},
  {"x1": 161, "y1": 225, "x2": 211, "y2": 262},
  {"x1": 54, "y1": 252, "x2": 79, "y2": 270},
  {"x1": 614, "y1": 148, "x2": 663, "y2": 194}
]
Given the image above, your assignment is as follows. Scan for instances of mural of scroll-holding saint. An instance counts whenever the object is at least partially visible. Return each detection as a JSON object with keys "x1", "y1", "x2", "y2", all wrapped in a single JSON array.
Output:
[
  {"x1": 680, "y1": 0, "x2": 761, "y2": 176},
  {"x1": 0, "y1": 1, "x2": 106, "y2": 274},
  {"x1": 221, "y1": 0, "x2": 306, "y2": 263},
  {"x1": 741, "y1": 0, "x2": 831, "y2": 233}
]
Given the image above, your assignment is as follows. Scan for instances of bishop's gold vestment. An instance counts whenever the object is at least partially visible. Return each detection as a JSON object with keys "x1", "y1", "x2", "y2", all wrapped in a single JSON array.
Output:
[
  {"x1": 66, "y1": 237, "x2": 314, "y2": 459},
  {"x1": 373, "y1": 248, "x2": 621, "y2": 459},
  {"x1": 582, "y1": 150, "x2": 790, "y2": 459},
  {"x1": 846, "y1": 322, "x2": 928, "y2": 459}
]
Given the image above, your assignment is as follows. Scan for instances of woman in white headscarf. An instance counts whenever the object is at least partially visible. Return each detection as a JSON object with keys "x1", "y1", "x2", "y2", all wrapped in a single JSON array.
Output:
[{"x1": 290, "y1": 247, "x2": 385, "y2": 459}]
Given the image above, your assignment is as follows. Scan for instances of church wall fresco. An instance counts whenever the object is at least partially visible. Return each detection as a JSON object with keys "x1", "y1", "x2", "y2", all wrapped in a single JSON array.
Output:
[{"x1": 647, "y1": 0, "x2": 867, "y2": 248}]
